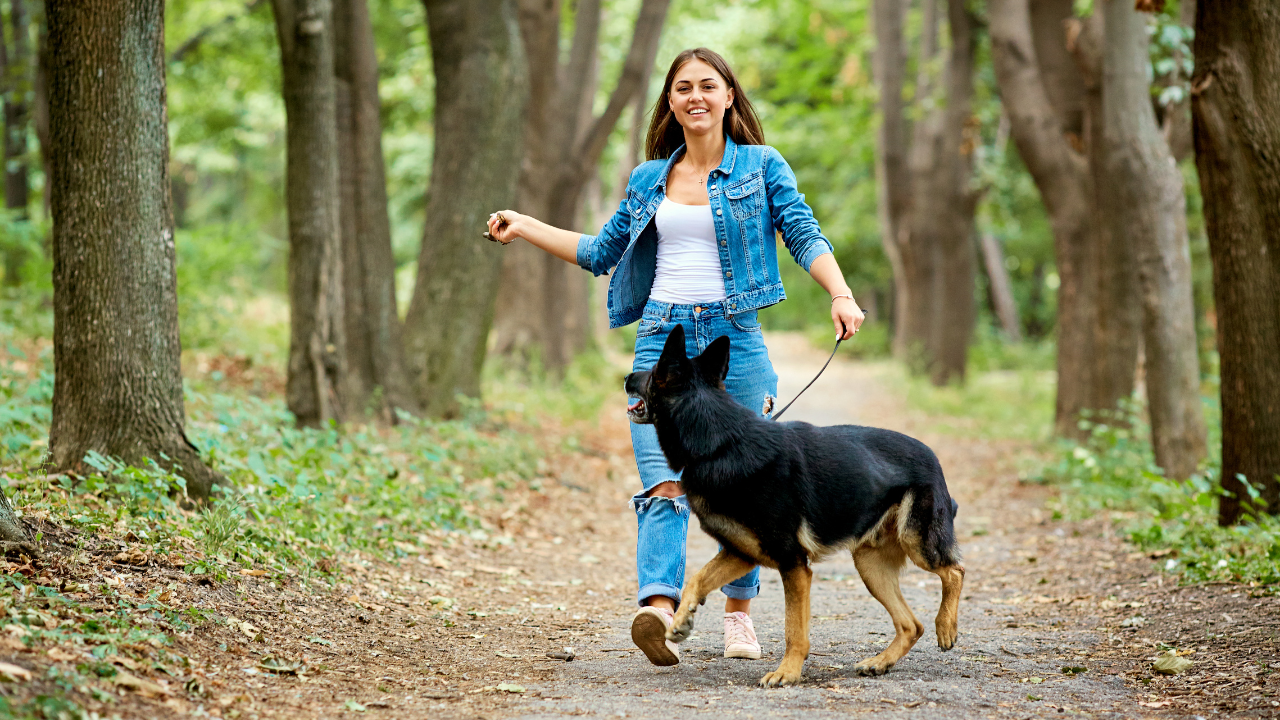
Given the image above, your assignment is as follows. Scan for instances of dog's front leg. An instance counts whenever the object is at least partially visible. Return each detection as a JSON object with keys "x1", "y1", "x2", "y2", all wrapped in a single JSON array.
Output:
[
  {"x1": 667, "y1": 550, "x2": 755, "y2": 644},
  {"x1": 759, "y1": 564, "x2": 812, "y2": 687}
]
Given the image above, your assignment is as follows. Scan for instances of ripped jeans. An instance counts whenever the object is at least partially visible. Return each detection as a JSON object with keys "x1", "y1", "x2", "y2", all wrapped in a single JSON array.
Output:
[{"x1": 629, "y1": 299, "x2": 779, "y2": 607}]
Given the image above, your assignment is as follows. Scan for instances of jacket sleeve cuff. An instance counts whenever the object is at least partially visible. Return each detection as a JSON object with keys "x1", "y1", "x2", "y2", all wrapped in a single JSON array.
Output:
[
  {"x1": 576, "y1": 233, "x2": 597, "y2": 274},
  {"x1": 797, "y1": 241, "x2": 834, "y2": 273}
]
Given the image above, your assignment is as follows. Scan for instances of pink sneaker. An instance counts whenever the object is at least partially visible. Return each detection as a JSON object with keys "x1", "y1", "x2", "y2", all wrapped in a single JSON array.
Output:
[
  {"x1": 724, "y1": 611, "x2": 762, "y2": 659},
  {"x1": 631, "y1": 606, "x2": 680, "y2": 666}
]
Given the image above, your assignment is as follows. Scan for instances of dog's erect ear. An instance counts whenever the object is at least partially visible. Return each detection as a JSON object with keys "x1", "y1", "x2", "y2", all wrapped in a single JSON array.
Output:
[
  {"x1": 654, "y1": 325, "x2": 688, "y2": 388},
  {"x1": 660, "y1": 324, "x2": 686, "y2": 361},
  {"x1": 696, "y1": 335, "x2": 731, "y2": 386}
]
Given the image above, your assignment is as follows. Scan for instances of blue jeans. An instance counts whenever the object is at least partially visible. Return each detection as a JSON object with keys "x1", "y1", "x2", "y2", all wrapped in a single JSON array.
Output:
[{"x1": 629, "y1": 299, "x2": 779, "y2": 607}]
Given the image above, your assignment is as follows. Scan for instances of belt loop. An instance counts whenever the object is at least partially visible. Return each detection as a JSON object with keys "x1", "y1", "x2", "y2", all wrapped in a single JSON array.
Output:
[{"x1": 663, "y1": 303, "x2": 673, "y2": 321}]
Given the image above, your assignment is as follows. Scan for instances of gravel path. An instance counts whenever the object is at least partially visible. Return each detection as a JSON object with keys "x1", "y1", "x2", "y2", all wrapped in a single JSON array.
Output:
[{"x1": 492, "y1": 335, "x2": 1143, "y2": 720}]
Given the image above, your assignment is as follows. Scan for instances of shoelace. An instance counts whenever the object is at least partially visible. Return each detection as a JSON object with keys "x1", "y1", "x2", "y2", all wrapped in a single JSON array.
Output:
[{"x1": 725, "y1": 615, "x2": 755, "y2": 646}]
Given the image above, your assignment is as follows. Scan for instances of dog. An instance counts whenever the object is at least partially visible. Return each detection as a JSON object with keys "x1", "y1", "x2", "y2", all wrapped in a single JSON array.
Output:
[{"x1": 623, "y1": 325, "x2": 964, "y2": 687}]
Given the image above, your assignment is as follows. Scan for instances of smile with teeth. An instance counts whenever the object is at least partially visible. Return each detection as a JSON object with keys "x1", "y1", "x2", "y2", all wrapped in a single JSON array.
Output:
[
  {"x1": 688, "y1": 108, "x2": 708, "y2": 116},
  {"x1": 627, "y1": 397, "x2": 646, "y2": 415}
]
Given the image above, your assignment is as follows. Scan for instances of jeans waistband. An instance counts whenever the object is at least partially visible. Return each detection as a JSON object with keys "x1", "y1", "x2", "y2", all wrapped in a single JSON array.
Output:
[{"x1": 643, "y1": 299, "x2": 741, "y2": 321}]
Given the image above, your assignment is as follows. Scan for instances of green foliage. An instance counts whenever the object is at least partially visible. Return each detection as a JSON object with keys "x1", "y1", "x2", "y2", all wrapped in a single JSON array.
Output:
[
  {"x1": 1038, "y1": 401, "x2": 1280, "y2": 587},
  {"x1": 0, "y1": 345, "x2": 52, "y2": 464},
  {"x1": 898, "y1": 357, "x2": 1056, "y2": 441}
]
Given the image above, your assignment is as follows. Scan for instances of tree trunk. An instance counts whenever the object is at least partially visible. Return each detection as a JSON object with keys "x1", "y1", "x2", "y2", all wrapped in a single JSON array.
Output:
[
  {"x1": 990, "y1": 0, "x2": 1108, "y2": 439},
  {"x1": 271, "y1": 0, "x2": 348, "y2": 427},
  {"x1": 980, "y1": 232, "x2": 1022, "y2": 342},
  {"x1": 1102, "y1": 0, "x2": 1206, "y2": 480},
  {"x1": 924, "y1": 0, "x2": 978, "y2": 385},
  {"x1": 400, "y1": 0, "x2": 527, "y2": 418},
  {"x1": 333, "y1": 0, "x2": 416, "y2": 421},
  {"x1": 47, "y1": 0, "x2": 223, "y2": 501},
  {"x1": 491, "y1": 0, "x2": 670, "y2": 373},
  {"x1": 1191, "y1": 1, "x2": 1280, "y2": 523},
  {"x1": 875, "y1": 0, "x2": 977, "y2": 383},
  {"x1": 0, "y1": 487, "x2": 36, "y2": 558},
  {"x1": 1070, "y1": 14, "x2": 1143, "y2": 417},
  {"x1": 1, "y1": 0, "x2": 32, "y2": 285}
]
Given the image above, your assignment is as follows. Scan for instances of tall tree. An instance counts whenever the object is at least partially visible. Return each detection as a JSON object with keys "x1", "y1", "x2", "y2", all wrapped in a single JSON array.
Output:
[
  {"x1": 1191, "y1": 1, "x2": 1280, "y2": 523},
  {"x1": 46, "y1": 0, "x2": 222, "y2": 500},
  {"x1": 0, "y1": 0, "x2": 32, "y2": 285},
  {"x1": 271, "y1": 0, "x2": 348, "y2": 427},
  {"x1": 400, "y1": 0, "x2": 527, "y2": 418},
  {"x1": 490, "y1": 0, "x2": 671, "y2": 373},
  {"x1": 333, "y1": 0, "x2": 416, "y2": 420},
  {"x1": 1101, "y1": 0, "x2": 1205, "y2": 480},
  {"x1": 990, "y1": 0, "x2": 1140, "y2": 437},
  {"x1": 873, "y1": 0, "x2": 979, "y2": 385}
]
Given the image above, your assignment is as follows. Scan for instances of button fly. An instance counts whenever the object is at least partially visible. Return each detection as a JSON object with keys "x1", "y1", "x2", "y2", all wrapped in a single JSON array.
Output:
[{"x1": 694, "y1": 306, "x2": 703, "y2": 314}]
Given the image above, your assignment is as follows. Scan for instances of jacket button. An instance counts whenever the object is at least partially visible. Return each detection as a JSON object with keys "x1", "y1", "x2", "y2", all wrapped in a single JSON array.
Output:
[
  {"x1": 726, "y1": 271, "x2": 733, "y2": 277},
  {"x1": 720, "y1": 240, "x2": 726, "y2": 246},
  {"x1": 709, "y1": 185, "x2": 716, "y2": 191},
  {"x1": 716, "y1": 209, "x2": 723, "y2": 216}
]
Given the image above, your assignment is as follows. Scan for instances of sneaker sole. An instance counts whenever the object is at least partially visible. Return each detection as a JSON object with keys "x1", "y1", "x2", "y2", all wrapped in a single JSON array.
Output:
[
  {"x1": 631, "y1": 613, "x2": 679, "y2": 666},
  {"x1": 724, "y1": 648, "x2": 762, "y2": 660}
]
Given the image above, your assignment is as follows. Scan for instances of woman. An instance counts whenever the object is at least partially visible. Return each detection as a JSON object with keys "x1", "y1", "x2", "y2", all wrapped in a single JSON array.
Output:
[{"x1": 486, "y1": 48, "x2": 864, "y2": 667}]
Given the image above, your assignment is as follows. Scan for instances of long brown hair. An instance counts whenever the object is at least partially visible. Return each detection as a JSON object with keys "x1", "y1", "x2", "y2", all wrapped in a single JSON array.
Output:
[{"x1": 644, "y1": 48, "x2": 765, "y2": 161}]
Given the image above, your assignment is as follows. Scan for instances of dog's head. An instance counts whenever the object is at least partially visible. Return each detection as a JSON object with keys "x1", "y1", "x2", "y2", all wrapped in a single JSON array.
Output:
[{"x1": 624, "y1": 325, "x2": 730, "y2": 424}]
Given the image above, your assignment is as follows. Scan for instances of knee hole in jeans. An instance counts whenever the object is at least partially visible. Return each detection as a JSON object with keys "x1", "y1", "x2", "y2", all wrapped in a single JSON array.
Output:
[{"x1": 644, "y1": 480, "x2": 683, "y2": 498}]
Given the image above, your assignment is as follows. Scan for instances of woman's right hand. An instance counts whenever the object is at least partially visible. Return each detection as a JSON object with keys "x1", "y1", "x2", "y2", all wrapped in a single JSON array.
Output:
[{"x1": 486, "y1": 210, "x2": 526, "y2": 245}]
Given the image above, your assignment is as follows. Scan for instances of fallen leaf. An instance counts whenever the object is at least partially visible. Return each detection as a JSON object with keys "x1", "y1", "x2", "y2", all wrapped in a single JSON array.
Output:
[
  {"x1": 308, "y1": 637, "x2": 333, "y2": 646},
  {"x1": 903, "y1": 700, "x2": 922, "y2": 708},
  {"x1": 258, "y1": 657, "x2": 305, "y2": 675},
  {"x1": 0, "y1": 661, "x2": 32, "y2": 682},
  {"x1": 112, "y1": 671, "x2": 169, "y2": 697},
  {"x1": 345, "y1": 699, "x2": 367, "y2": 712},
  {"x1": 430, "y1": 554, "x2": 451, "y2": 570},
  {"x1": 1139, "y1": 700, "x2": 1173, "y2": 708},
  {"x1": 495, "y1": 651, "x2": 520, "y2": 659},
  {"x1": 46, "y1": 648, "x2": 80, "y2": 662},
  {"x1": 114, "y1": 548, "x2": 149, "y2": 565},
  {"x1": 495, "y1": 683, "x2": 525, "y2": 693},
  {"x1": 1153, "y1": 650, "x2": 1192, "y2": 675},
  {"x1": 1060, "y1": 666, "x2": 1088, "y2": 675},
  {"x1": 239, "y1": 569, "x2": 267, "y2": 577},
  {"x1": 428, "y1": 596, "x2": 454, "y2": 610}
]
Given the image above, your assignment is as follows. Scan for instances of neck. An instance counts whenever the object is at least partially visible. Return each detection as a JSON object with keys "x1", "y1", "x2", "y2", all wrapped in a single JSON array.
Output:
[{"x1": 681, "y1": 127, "x2": 726, "y2": 169}]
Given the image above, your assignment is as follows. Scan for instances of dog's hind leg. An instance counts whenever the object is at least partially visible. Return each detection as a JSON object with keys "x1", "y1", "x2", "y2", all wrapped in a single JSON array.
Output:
[
  {"x1": 903, "y1": 541, "x2": 965, "y2": 651},
  {"x1": 667, "y1": 551, "x2": 755, "y2": 644},
  {"x1": 759, "y1": 564, "x2": 812, "y2": 687},
  {"x1": 852, "y1": 543, "x2": 923, "y2": 676}
]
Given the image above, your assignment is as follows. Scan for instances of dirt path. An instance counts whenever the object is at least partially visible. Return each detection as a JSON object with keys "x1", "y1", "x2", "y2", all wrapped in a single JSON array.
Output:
[{"x1": 67, "y1": 334, "x2": 1273, "y2": 718}]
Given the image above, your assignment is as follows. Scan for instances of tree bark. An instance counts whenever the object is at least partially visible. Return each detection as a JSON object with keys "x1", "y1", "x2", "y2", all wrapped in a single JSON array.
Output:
[
  {"x1": 1070, "y1": 14, "x2": 1143, "y2": 417},
  {"x1": 0, "y1": 486, "x2": 36, "y2": 558},
  {"x1": 980, "y1": 232, "x2": 1023, "y2": 341},
  {"x1": 333, "y1": 0, "x2": 416, "y2": 421},
  {"x1": 47, "y1": 0, "x2": 223, "y2": 501},
  {"x1": 1, "y1": 0, "x2": 32, "y2": 285},
  {"x1": 400, "y1": 0, "x2": 527, "y2": 418},
  {"x1": 1191, "y1": 1, "x2": 1280, "y2": 523},
  {"x1": 491, "y1": 0, "x2": 671, "y2": 373},
  {"x1": 1102, "y1": 0, "x2": 1206, "y2": 480},
  {"x1": 875, "y1": 0, "x2": 977, "y2": 384},
  {"x1": 990, "y1": 0, "x2": 1110, "y2": 438},
  {"x1": 271, "y1": 0, "x2": 348, "y2": 427}
]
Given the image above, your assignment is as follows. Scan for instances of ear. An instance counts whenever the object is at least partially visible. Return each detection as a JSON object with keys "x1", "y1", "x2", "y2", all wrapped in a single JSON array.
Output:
[
  {"x1": 696, "y1": 335, "x2": 731, "y2": 386},
  {"x1": 654, "y1": 325, "x2": 688, "y2": 387}
]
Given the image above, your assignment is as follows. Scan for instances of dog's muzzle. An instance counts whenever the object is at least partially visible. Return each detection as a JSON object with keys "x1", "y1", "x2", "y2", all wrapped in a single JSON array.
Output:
[{"x1": 626, "y1": 396, "x2": 652, "y2": 424}]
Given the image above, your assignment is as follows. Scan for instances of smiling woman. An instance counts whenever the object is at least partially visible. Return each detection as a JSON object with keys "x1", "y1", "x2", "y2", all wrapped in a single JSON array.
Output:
[{"x1": 483, "y1": 46, "x2": 864, "y2": 667}]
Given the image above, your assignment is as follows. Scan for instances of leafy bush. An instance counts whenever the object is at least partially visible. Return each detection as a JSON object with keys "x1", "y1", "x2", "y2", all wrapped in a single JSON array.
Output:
[{"x1": 1038, "y1": 401, "x2": 1280, "y2": 587}]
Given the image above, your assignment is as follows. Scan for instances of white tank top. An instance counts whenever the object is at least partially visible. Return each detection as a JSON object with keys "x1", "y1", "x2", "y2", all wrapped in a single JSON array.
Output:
[{"x1": 649, "y1": 197, "x2": 727, "y2": 304}]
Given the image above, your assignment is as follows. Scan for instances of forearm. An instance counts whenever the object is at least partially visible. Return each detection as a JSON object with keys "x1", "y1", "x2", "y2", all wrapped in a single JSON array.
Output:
[
  {"x1": 807, "y1": 253, "x2": 852, "y2": 297},
  {"x1": 514, "y1": 217, "x2": 581, "y2": 264}
]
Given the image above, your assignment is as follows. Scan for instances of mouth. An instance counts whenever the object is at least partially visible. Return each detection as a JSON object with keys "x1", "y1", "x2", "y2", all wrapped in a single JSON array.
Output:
[
  {"x1": 687, "y1": 107, "x2": 708, "y2": 117},
  {"x1": 626, "y1": 397, "x2": 652, "y2": 424}
]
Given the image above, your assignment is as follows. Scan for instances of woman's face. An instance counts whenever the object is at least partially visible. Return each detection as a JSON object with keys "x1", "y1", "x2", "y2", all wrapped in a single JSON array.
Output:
[{"x1": 668, "y1": 59, "x2": 734, "y2": 137}]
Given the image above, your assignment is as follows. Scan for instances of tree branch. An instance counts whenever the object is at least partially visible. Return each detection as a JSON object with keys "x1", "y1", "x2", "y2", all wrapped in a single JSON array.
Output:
[
  {"x1": 175, "y1": 0, "x2": 267, "y2": 64},
  {"x1": 574, "y1": 0, "x2": 670, "y2": 174}
]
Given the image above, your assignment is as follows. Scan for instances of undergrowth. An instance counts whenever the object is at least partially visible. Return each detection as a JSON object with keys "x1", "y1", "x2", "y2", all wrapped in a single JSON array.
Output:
[{"x1": 1035, "y1": 400, "x2": 1280, "y2": 588}]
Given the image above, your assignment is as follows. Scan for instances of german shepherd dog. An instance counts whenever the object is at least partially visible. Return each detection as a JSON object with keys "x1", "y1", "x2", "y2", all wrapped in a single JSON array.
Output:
[{"x1": 624, "y1": 326, "x2": 964, "y2": 687}]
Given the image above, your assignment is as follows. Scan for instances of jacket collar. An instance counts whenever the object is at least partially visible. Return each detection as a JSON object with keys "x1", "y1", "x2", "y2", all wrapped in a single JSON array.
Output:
[{"x1": 652, "y1": 133, "x2": 739, "y2": 191}]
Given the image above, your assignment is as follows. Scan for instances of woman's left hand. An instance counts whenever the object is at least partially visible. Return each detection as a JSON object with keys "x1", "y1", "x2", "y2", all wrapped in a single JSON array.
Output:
[{"x1": 832, "y1": 296, "x2": 865, "y2": 341}]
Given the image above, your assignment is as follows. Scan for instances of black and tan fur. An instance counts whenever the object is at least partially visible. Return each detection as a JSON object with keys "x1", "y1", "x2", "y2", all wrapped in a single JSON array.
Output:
[{"x1": 624, "y1": 326, "x2": 964, "y2": 687}]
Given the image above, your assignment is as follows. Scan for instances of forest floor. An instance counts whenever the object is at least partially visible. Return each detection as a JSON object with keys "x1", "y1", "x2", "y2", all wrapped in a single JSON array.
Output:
[{"x1": 2, "y1": 333, "x2": 1277, "y2": 719}]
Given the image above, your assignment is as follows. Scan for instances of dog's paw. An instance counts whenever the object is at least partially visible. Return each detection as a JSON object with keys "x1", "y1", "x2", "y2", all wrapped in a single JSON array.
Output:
[
  {"x1": 852, "y1": 655, "x2": 895, "y2": 676},
  {"x1": 666, "y1": 610, "x2": 695, "y2": 644},
  {"x1": 936, "y1": 621, "x2": 958, "y2": 651},
  {"x1": 758, "y1": 667, "x2": 802, "y2": 687}
]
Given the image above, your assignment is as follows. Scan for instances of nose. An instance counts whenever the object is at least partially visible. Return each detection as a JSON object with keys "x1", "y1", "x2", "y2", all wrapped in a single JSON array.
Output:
[{"x1": 624, "y1": 373, "x2": 634, "y2": 391}]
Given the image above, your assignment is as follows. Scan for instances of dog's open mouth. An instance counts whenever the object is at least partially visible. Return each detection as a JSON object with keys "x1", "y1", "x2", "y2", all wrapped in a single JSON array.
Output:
[{"x1": 626, "y1": 397, "x2": 651, "y2": 423}]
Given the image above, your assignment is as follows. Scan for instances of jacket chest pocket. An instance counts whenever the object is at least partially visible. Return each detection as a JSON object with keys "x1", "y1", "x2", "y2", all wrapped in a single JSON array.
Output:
[{"x1": 725, "y1": 175, "x2": 764, "y2": 221}]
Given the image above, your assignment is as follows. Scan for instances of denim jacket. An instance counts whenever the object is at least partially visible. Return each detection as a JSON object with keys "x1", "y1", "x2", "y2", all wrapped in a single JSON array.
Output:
[{"x1": 576, "y1": 134, "x2": 834, "y2": 329}]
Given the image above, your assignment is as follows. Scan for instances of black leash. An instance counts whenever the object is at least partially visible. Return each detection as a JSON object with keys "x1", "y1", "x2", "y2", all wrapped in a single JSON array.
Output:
[{"x1": 769, "y1": 337, "x2": 843, "y2": 421}]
